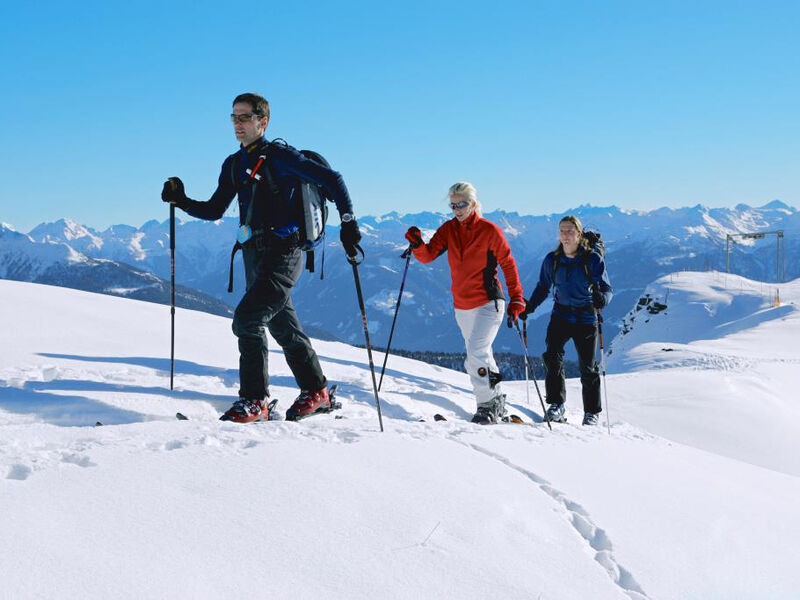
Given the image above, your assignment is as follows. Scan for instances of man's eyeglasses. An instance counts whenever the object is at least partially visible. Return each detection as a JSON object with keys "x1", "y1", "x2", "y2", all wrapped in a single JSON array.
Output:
[
  {"x1": 230, "y1": 113, "x2": 260, "y2": 123},
  {"x1": 449, "y1": 200, "x2": 470, "y2": 210}
]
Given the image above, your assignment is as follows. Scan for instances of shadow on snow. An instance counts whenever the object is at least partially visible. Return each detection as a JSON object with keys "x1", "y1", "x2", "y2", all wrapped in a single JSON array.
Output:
[{"x1": 3, "y1": 351, "x2": 477, "y2": 426}]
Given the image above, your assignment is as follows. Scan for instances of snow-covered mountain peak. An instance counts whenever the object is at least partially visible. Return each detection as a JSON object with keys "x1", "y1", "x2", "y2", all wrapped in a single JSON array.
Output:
[
  {"x1": 760, "y1": 199, "x2": 795, "y2": 212},
  {"x1": 29, "y1": 218, "x2": 104, "y2": 250}
]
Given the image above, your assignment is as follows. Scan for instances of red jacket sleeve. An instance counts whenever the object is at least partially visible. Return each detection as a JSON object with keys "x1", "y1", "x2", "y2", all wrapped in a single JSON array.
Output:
[
  {"x1": 490, "y1": 225, "x2": 524, "y2": 302},
  {"x1": 411, "y1": 222, "x2": 449, "y2": 264}
]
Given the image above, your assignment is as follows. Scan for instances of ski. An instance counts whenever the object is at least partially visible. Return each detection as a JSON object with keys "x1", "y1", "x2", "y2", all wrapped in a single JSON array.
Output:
[
  {"x1": 429, "y1": 413, "x2": 536, "y2": 426},
  {"x1": 502, "y1": 414, "x2": 538, "y2": 426}
]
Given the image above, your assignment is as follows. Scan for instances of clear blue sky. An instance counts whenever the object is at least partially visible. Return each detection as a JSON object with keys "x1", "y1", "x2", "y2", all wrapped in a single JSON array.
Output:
[{"x1": 2, "y1": 0, "x2": 798, "y2": 231}]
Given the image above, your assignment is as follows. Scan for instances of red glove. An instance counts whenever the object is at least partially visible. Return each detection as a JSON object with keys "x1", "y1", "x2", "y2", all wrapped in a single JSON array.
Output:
[
  {"x1": 405, "y1": 226, "x2": 423, "y2": 248},
  {"x1": 507, "y1": 299, "x2": 527, "y2": 325}
]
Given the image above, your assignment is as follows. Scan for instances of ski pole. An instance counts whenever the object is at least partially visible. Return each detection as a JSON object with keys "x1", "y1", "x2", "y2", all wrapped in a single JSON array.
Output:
[
  {"x1": 378, "y1": 245, "x2": 413, "y2": 391},
  {"x1": 596, "y1": 309, "x2": 610, "y2": 435},
  {"x1": 513, "y1": 320, "x2": 551, "y2": 430},
  {"x1": 348, "y1": 246, "x2": 384, "y2": 432},
  {"x1": 522, "y1": 319, "x2": 529, "y2": 409},
  {"x1": 169, "y1": 203, "x2": 176, "y2": 391},
  {"x1": 518, "y1": 327, "x2": 531, "y2": 410}
]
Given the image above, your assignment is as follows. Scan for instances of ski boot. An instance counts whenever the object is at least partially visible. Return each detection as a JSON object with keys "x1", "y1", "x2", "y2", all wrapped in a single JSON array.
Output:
[
  {"x1": 471, "y1": 394, "x2": 507, "y2": 425},
  {"x1": 220, "y1": 397, "x2": 272, "y2": 423},
  {"x1": 582, "y1": 412, "x2": 599, "y2": 426},
  {"x1": 285, "y1": 385, "x2": 341, "y2": 421},
  {"x1": 546, "y1": 402, "x2": 567, "y2": 423}
]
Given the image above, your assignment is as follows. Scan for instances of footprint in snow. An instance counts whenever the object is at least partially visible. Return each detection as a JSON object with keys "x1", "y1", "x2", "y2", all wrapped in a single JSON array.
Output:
[
  {"x1": 165, "y1": 440, "x2": 187, "y2": 451},
  {"x1": 6, "y1": 463, "x2": 33, "y2": 480},
  {"x1": 61, "y1": 452, "x2": 96, "y2": 467}
]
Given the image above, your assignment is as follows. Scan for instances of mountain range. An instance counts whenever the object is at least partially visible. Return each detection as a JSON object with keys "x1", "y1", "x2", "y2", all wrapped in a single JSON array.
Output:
[{"x1": 2, "y1": 200, "x2": 797, "y2": 356}]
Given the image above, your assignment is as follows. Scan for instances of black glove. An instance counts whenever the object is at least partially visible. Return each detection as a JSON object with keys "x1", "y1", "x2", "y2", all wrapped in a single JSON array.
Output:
[
  {"x1": 592, "y1": 286, "x2": 607, "y2": 309},
  {"x1": 405, "y1": 226, "x2": 423, "y2": 249},
  {"x1": 161, "y1": 177, "x2": 187, "y2": 207},
  {"x1": 340, "y1": 219, "x2": 361, "y2": 258},
  {"x1": 521, "y1": 298, "x2": 535, "y2": 320}
]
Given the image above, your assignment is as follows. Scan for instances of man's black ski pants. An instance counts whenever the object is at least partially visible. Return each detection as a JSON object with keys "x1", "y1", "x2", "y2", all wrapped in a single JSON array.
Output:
[{"x1": 232, "y1": 235, "x2": 326, "y2": 400}]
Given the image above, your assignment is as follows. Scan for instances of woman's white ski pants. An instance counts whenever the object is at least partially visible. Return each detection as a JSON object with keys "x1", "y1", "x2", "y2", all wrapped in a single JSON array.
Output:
[{"x1": 454, "y1": 299, "x2": 505, "y2": 406}]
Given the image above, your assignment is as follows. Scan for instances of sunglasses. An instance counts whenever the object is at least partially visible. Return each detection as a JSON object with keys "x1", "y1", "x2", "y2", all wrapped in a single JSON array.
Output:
[
  {"x1": 230, "y1": 113, "x2": 260, "y2": 123},
  {"x1": 449, "y1": 200, "x2": 470, "y2": 210}
]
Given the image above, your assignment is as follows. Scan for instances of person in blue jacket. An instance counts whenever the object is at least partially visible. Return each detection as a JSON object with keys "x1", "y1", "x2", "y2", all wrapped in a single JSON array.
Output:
[
  {"x1": 523, "y1": 215, "x2": 612, "y2": 426},
  {"x1": 161, "y1": 92, "x2": 361, "y2": 423}
]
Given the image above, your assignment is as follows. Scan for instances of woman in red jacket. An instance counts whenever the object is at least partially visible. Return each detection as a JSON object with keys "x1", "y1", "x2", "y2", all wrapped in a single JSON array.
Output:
[{"x1": 405, "y1": 182, "x2": 526, "y2": 424}]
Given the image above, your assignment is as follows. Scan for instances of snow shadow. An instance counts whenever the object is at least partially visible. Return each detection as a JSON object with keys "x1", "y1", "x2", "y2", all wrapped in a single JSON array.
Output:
[
  {"x1": 317, "y1": 353, "x2": 473, "y2": 395},
  {"x1": 506, "y1": 402, "x2": 546, "y2": 424},
  {"x1": 659, "y1": 298, "x2": 794, "y2": 345},
  {"x1": 0, "y1": 386, "x2": 144, "y2": 427},
  {"x1": 38, "y1": 353, "x2": 241, "y2": 386},
  {"x1": 714, "y1": 303, "x2": 794, "y2": 337},
  {"x1": 30, "y1": 353, "x2": 472, "y2": 424},
  {"x1": 331, "y1": 381, "x2": 418, "y2": 421},
  {"x1": 21, "y1": 379, "x2": 239, "y2": 405},
  {"x1": 36, "y1": 352, "x2": 330, "y2": 395},
  {"x1": 315, "y1": 354, "x2": 477, "y2": 421},
  {"x1": 389, "y1": 390, "x2": 474, "y2": 421}
]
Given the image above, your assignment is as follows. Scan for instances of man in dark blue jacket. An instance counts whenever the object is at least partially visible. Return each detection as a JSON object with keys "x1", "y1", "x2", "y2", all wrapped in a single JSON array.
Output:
[
  {"x1": 524, "y1": 215, "x2": 612, "y2": 426},
  {"x1": 162, "y1": 92, "x2": 361, "y2": 423}
]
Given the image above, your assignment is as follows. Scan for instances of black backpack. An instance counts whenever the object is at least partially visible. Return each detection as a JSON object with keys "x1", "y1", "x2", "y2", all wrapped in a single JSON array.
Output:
[{"x1": 583, "y1": 230, "x2": 604, "y2": 258}]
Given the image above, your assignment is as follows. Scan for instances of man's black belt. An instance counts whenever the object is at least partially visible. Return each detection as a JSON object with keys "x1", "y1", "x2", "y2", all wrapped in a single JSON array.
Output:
[
  {"x1": 228, "y1": 229, "x2": 264, "y2": 293},
  {"x1": 228, "y1": 230, "x2": 299, "y2": 293}
]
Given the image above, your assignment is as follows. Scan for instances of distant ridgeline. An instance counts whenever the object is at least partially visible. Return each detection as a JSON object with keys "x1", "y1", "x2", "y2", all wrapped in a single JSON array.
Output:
[{"x1": 4, "y1": 201, "x2": 796, "y2": 355}]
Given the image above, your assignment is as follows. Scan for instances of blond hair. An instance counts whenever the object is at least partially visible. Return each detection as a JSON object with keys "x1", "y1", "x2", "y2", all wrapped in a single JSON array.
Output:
[{"x1": 448, "y1": 182, "x2": 482, "y2": 216}]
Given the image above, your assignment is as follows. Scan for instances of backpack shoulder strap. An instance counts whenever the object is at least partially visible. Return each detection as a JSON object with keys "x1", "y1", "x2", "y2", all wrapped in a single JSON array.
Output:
[
  {"x1": 230, "y1": 153, "x2": 238, "y2": 189},
  {"x1": 229, "y1": 139, "x2": 269, "y2": 189},
  {"x1": 551, "y1": 251, "x2": 559, "y2": 283},
  {"x1": 258, "y1": 140, "x2": 282, "y2": 201},
  {"x1": 582, "y1": 248, "x2": 591, "y2": 282}
]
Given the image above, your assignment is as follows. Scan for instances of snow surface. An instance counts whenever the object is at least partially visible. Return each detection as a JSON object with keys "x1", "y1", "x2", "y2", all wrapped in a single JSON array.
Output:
[
  {"x1": 608, "y1": 271, "x2": 800, "y2": 476},
  {"x1": 1, "y1": 276, "x2": 799, "y2": 599}
]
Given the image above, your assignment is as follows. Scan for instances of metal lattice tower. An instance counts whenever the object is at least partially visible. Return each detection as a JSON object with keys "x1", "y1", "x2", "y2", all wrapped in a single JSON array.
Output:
[{"x1": 725, "y1": 230, "x2": 785, "y2": 282}]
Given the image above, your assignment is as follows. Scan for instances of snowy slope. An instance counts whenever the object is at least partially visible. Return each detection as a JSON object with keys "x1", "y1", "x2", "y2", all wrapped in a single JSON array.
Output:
[
  {"x1": 1, "y1": 278, "x2": 800, "y2": 599},
  {"x1": 607, "y1": 271, "x2": 800, "y2": 476}
]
